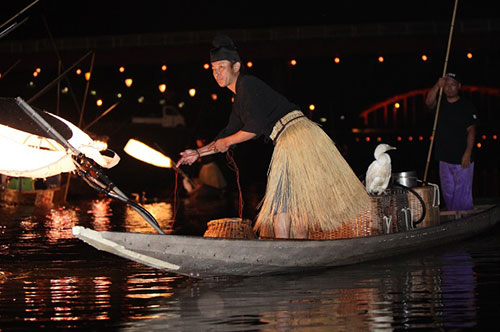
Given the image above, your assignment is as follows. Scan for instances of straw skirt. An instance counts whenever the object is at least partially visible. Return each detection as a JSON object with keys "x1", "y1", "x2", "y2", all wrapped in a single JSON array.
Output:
[{"x1": 254, "y1": 115, "x2": 370, "y2": 238}]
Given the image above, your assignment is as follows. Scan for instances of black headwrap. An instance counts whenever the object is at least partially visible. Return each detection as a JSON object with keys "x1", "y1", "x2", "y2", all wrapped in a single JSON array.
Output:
[{"x1": 210, "y1": 34, "x2": 241, "y2": 63}]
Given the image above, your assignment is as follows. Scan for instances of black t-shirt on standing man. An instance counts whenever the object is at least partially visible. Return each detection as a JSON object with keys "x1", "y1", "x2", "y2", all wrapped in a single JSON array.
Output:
[{"x1": 434, "y1": 97, "x2": 479, "y2": 164}]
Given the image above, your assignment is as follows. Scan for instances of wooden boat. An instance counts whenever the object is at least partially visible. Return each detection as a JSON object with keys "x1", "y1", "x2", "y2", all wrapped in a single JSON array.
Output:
[
  {"x1": 72, "y1": 201, "x2": 500, "y2": 279},
  {"x1": 0, "y1": 175, "x2": 66, "y2": 208},
  {"x1": 9, "y1": 97, "x2": 497, "y2": 279}
]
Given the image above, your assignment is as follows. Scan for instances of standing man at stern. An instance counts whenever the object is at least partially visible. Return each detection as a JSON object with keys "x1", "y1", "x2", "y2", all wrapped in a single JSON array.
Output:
[{"x1": 426, "y1": 73, "x2": 478, "y2": 211}]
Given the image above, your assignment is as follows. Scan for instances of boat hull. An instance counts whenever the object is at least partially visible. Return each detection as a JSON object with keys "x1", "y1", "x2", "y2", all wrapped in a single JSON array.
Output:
[
  {"x1": 1, "y1": 186, "x2": 66, "y2": 207},
  {"x1": 73, "y1": 203, "x2": 500, "y2": 278}
]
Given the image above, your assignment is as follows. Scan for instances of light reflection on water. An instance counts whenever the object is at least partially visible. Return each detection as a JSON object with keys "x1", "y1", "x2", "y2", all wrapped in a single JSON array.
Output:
[
  {"x1": 0, "y1": 197, "x2": 499, "y2": 330},
  {"x1": 123, "y1": 201, "x2": 175, "y2": 233}
]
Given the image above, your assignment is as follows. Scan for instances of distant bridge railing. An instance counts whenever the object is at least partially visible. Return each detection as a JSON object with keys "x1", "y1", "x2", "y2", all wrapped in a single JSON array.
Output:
[{"x1": 358, "y1": 86, "x2": 500, "y2": 130}]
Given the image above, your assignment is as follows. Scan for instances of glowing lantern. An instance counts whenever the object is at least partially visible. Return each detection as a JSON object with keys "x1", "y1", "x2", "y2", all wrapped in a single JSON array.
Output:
[
  {"x1": 189, "y1": 88, "x2": 196, "y2": 97},
  {"x1": 394, "y1": 102, "x2": 400, "y2": 109},
  {"x1": 124, "y1": 139, "x2": 172, "y2": 168},
  {"x1": 378, "y1": 56, "x2": 384, "y2": 63},
  {"x1": 421, "y1": 54, "x2": 428, "y2": 61},
  {"x1": 125, "y1": 78, "x2": 133, "y2": 87},
  {"x1": 334, "y1": 57, "x2": 340, "y2": 64},
  {"x1": 76, "y1": 68, "x2": 82, "y2": 75},
  {"x1": 309, "y1": 104, "x2": 315, "y2": 111},
  {"x1": 158, "y1": 84, "x2": 166, "y2": 93},
  {"x1": 203, "y1": 63, "x2": 210, "y2": 70},
  {"x1": 161, "y1": 65, "x2": 167, "y2": 71},
  {"x1": 211, "y1": 93, "x2": 218, "y2": 101},
  {"x1": 119, "y1": 66, "x2": 125, "y2": 73},
  {"x1": 96, "y1": 99, "x2": 103, "y2": 107},
  {"x1": 85, "y1": 72, "x2": 91, "y2": 81},
  {"x1": 290, "y1": 59, "x2": 297, "y2": 66},
  {"x1": 467, "y1": 52, "x2": 473, "y2": 59},
  {"x1": 246, "y1": 61, "x2": 253, "y2": 68}
]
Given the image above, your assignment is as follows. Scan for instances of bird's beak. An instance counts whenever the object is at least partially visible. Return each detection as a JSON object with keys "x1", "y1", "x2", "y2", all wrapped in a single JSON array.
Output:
[{"x1": 389, "y1": 146, "x2": 396, "y2": 150}]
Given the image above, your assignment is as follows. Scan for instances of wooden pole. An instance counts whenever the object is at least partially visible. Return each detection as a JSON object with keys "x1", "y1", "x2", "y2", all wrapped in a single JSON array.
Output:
[
  {"x1": 42, "y1": 15, "x2": 82, "y2": 116},
  {"x1": 83, "y1": 101, "x2": 120, "y2": 131},
  {"x1": 78, "y1": 52, "x2": 96, "y2": 128},
  {"x1": 63, "y1": 52, "x2": 96, "y2": 202},
  {"x1": 423, "y1": 0, "x2": 459, "y2": 182},
  {"x1": 27, "y1": 50, "x2": 93, "y2": 103},
  {"x1": 0, "y1": 0, "x2": 39, "y2": 31},
  {"x1": 0, "y1": 59, "x2": 21, "y2": 81}
]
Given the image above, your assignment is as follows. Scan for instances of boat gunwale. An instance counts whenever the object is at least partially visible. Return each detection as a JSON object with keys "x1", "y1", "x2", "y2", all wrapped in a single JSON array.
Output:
[
  {"x1": 98, "y1": 203, "x2": 499, "y2": 244},
  {"x1": 72, "y1": 201, "x2": 500, "y2": 278}
]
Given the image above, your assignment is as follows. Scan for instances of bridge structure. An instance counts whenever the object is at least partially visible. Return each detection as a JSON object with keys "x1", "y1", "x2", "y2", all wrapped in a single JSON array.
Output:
[{"x1": 356, "y1": 85, "x2": 500, "y2": 137}]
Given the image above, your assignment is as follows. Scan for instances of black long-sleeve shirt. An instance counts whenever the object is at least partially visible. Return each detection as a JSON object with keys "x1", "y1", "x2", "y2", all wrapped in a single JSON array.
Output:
[{"x1": 215, "y1": 75, "x2": 299, "y2": 141}]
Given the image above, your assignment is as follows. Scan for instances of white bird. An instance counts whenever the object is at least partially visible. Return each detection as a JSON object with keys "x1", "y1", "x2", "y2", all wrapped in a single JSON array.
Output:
[{"x1": 365, "y1": 143, "x2": 396, "y2": 195}]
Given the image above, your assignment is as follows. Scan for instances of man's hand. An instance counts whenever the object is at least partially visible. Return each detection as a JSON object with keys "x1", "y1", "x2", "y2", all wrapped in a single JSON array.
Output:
[
  {"x1": 436, "y1": 77, "x2": 446, "y2": 88},
  {"x1": 176, "y1": 149, "x2": 199, "y2": 167},
  {"x1": 214, "y1": 138, "x2": 230, "y2": 153}
]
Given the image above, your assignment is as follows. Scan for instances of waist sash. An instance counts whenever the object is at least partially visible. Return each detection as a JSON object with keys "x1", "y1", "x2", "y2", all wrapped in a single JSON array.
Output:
[{"x1": 269, "y1": 110, "x2": 306, "y2": 143}]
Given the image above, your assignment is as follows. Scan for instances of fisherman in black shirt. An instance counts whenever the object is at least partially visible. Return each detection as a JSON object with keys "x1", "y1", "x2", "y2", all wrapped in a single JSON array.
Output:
[{"x1": 177, "y1": 35, "x2": 369, "y2": 238}]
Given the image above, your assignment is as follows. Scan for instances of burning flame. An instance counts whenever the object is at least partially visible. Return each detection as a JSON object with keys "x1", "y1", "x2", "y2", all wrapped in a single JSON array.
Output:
[{"x1": 123, "y1": 139, "x2": 172, "y2": 168}]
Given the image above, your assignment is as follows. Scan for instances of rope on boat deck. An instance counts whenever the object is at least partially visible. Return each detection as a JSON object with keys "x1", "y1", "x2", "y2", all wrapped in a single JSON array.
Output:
[{"x1": 226, "y1": 150, "x2": 244, "y2": 219}]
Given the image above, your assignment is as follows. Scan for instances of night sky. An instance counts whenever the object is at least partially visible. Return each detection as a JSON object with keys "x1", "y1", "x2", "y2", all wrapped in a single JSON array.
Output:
[
  {"x1": 2, "y1": 0, "x2": 499, "y2": 195},
  {"x1": 3, "y1": 0, "x2": 499, "y2": 40}
]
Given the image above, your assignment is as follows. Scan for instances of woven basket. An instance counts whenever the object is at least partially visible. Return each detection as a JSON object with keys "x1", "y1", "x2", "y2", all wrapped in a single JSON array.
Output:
[
  {"x1": 409, "y1": 185, "x2": 440, "y2": 228},
  {"x1": 309, "y1": 186, "x2": 413, "y2": 240},
  {"x1": 307, "y1": 208, "x2": 375, "y2": 240},
  {"x1": 390, "y1": 186, "x2": 411, "y2": 233},
  {"x1": 203, "y1": 218, "x2": 256, "y2": 239}
]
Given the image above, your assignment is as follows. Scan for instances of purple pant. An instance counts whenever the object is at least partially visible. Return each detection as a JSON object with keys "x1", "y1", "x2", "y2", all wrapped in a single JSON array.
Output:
[{"x1": 439, "y1": 161, "x2": 474, "y2": 211}]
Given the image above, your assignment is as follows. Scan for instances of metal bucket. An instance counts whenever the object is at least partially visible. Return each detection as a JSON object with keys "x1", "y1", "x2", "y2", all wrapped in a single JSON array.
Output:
[{"x1": 392, "y1": 171, "x2": 418, "y2": 188}]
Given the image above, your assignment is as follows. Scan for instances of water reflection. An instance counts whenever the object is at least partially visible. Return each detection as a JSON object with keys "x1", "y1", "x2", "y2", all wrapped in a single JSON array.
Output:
[
  {"x1": 0, "y1": 198, "x2": 499, "y2": 330},
  {"x1": 88, "y1": 198, "x2": 113, "y2": 230},
  {"x1": 45, "y1": 208, "x2": 79, "y2": 242},
  {"x1": 440, "y1": 253, "x2": 477, "y2": 329},
  {"x1": 161, "y1": 250, "x2": 481, "y2": 331},
  {"x1": 124, "y1": 202, "x2": 174, "y2": 233}
]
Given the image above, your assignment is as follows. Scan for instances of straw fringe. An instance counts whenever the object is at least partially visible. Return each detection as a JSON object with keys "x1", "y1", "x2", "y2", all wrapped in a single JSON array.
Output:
[{"x1": 254, "y1": 117, "x2": 370, "y2": 238}]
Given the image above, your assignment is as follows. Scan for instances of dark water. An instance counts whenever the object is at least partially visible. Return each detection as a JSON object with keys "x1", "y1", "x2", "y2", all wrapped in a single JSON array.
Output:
[{"x1": 1, "y1": 194, "x2": 500, "y2": 331}]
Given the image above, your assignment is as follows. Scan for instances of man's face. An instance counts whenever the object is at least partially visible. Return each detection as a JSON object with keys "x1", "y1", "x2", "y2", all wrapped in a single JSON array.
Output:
[
  {"x1": 211, "y1": 60, "x2": 238, "y2": 88},
  {"x1": 443, "y1": 77, "x2": 460, "y2": 97}
]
